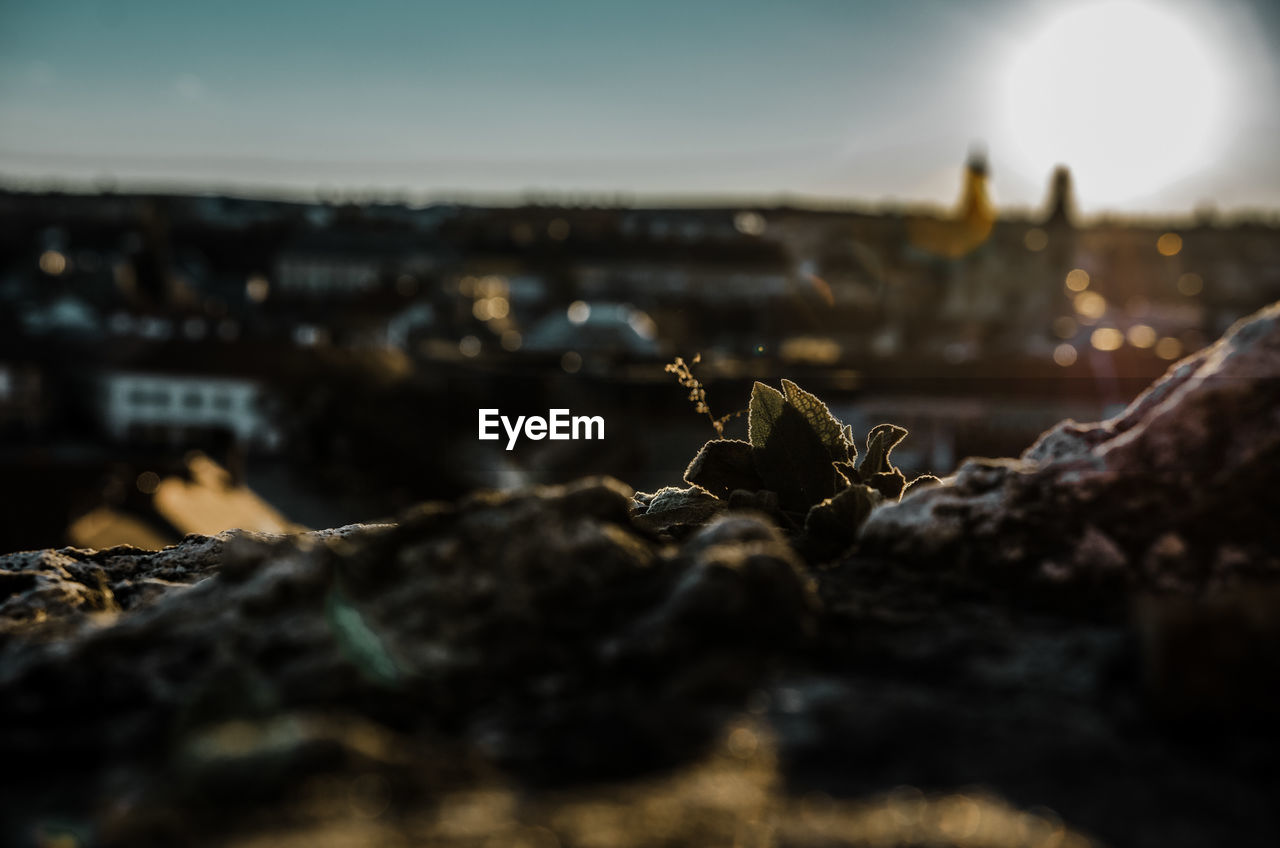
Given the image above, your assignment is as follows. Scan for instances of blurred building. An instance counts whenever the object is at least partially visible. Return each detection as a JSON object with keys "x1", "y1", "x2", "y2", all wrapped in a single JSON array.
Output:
[
  {"x1": 275, "y1": 230, "x2": 442, "y2": 298},
  {"x1": 99, "y1": 371, "x2": 280, "y2": 450},
  {"x1": 2, "y1": 160, "x2": 1279, "y2": 550}
]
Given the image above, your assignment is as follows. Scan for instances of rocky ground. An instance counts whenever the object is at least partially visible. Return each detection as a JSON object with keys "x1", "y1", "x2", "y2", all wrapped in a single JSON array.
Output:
[{"x1": 3, "y1": 304, "x2": 1280, "y2": 848}]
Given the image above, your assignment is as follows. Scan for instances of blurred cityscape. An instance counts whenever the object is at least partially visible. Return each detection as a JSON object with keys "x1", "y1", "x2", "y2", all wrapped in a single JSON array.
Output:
[{"x1": 4, "y1": 153, "x2": 1280, "y2": 552}]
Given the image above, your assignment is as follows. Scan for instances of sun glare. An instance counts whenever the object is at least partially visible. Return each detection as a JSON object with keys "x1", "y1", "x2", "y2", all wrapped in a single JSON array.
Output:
[{"x1": 1002, "y1": 1, "x2": 1227, "y2": 206}]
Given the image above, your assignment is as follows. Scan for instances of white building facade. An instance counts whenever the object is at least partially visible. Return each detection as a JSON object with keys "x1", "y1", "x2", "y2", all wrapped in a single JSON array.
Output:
[{"x1": 100, "y1": 372, "x2": 281, "y2": 450}]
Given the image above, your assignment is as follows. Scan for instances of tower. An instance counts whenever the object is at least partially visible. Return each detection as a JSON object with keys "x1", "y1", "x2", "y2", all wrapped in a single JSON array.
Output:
[
  {"x1": 959, "y1": 147, "x2": 995, "y2": 230},
  {"x1": 1043, "y1": 165, "x2": 1077, "y2": 230},
  {"x1": 906, "y1": 148, "x2": 996, "y2": 260}
]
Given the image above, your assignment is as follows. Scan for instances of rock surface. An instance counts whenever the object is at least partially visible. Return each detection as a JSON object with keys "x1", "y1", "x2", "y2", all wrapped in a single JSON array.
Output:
[
  {"x1": 4, "y1": 304, "x2": 1280, "y2": 847},
  {"x1": 861, "y1": 302, "x2": 1280, "y2": 593}
]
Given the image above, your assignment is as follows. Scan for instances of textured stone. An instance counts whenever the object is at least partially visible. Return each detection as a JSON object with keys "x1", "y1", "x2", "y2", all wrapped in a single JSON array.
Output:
[
  {"x1": 860, "y1": 302, "x2": 1280, "y2": 591},
  {"x1": 0, "y1": 478, "x2": 823, "y2": 844},
  {"x1": 6, "y1": 307, "x2": 1280, "y2": 847}
]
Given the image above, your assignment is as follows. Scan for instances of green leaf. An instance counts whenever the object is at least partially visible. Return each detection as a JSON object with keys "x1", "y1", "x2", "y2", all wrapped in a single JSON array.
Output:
[
  {"x1": 903, "y1": 474, "x2": 942, "y2": 498},
  {"x1": 834, "y1": 460, "x2": 860, "y2": 487},
  {"x1": 867, "y1": 469, "x2": 906, "y2": 500},
  {"x1": 803, "y1": 483, "x2": 882, "y2": 544},
  {"x1": 861, "y1": 423, "x2": 909, "y2": 476},
  {"x1": 747, "y1": 381, "x2": 786, "y2": 449},
  {"x1": 781, "y1": 379, "x2": 855, "y2": 463},
  {"x1": 646, "y1": 485, "x2": 718, "y2": 513},
  {"x1": 634, "y1": 485, "x2": 726, "y2": 533},
  {"x1": 684, "y1": 439, "x2": 764, "y2": 499},
  {"x1": 842, "y1": 423, "x2": 858, "y2": 464},
  {"x1": 752, "y1": 402, "x2": 840, "y2": 513}
]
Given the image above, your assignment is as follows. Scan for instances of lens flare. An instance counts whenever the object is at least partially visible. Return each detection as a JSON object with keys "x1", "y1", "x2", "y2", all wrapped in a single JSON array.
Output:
[{"x1": 1003, "y1": 1, "x2": 1227, "y2": 206}]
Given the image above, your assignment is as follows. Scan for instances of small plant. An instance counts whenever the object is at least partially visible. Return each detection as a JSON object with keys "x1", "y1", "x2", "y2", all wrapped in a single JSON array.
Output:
[
  {"x1": 664, "y1": 354, "x2": 744, "y2": 438},
  {"x1": 646, "y1": 378, "x2": 936, "y2": 557}
]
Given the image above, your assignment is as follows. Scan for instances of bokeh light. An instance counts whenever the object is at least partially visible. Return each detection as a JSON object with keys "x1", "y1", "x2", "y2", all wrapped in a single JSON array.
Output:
[
  {"x1": 1052, "y1": 343, "x2": 1078, "y2": 366},
  {"x1": 1176, "y1": 272, "x2": 1203, "y2": 296},
  {"x1": 1090, "y1": 327, "x2": 1124, "y2": 351},
  {"x1": 510, "y1": 222, "x2": 534, "y2": 245},
  {"x1": 1073, "y1": 291, "x2": 1107, "y2": 319},
  {"x1": 547, "y1": 219, "x2": 571, "y2": 241},
  {"x1": 136, "y1": 471, "x2": 160, "y2": 495},
  {"x1": 246, "y1": 274, "x2": 270, "y2": 303},
  {"x1": 1156, "y1": 232, "x2": 1183, "y2": 256},
  {"x1": 1155, "y1": 336, "x2": 1183, "y2": 360},
  {"x1": 1126, "y1": 324, "x2": 1157, "y2": 348},
  {"x1": 734, "y1": 211, "x2": 766, "y2": 236},
  {"x1": 560, "y1": 351, "x2": 583, "y2": 373},
  {"x1": 39, "y1": 250, "x2": 67, "y2": 276},
  {"x1": 1064, "y1": 269, "x2": 1090, "y2": 292}
]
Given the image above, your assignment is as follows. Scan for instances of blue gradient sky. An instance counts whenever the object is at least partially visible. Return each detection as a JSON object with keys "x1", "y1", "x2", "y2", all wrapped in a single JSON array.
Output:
[{"x1": 1, "y1": 0, "x2": 1277, "y2": 212}]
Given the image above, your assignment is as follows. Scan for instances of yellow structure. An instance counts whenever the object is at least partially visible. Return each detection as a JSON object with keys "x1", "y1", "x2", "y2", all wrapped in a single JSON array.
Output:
[{"x1": 907, "y1": 151, "x2": 997, "y2": 259}]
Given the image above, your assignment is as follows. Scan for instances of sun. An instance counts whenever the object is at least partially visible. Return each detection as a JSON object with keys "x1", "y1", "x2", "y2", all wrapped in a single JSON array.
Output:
[{"x1": 1002, "y1": 0, "x2": 1228, "y2": 207}]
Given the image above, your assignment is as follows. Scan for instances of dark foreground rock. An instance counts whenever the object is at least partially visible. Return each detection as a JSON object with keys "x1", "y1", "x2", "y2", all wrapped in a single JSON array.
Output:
[{"x1": 4, "y1": 304, "x2": 1280, "y2": 847}]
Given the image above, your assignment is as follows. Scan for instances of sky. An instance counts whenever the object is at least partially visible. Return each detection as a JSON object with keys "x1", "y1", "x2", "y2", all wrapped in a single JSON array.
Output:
[{"x1": 1, "y1": 0, "x2": 1278, "y2": 213}]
